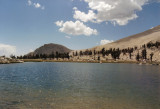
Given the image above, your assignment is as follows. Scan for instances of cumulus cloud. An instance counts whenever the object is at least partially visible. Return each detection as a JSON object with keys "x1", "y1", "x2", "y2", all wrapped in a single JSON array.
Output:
[
  {"x1": 74, "y1": 0, "x2": 149, "y2": 25},
  {"x1": 34, "y1": 3, "x2": 41, "y2": 8},
  {"x1": 55, "y1": 21, "x2": 64, "y2": 27},
  {"x1": 73, "y1": 7, "x2": 96, "y2": 22},
  {"x1": 0, "y1": 44, "x2": 16, "y2": 56},
  {"x1": 55, "y1": 20, "x2": 97, "y2": 36},
  {"x1": 100, "y1": 39, "x2": 114, "y2": 45},
  {"x1": 27, "y1": 0, "x2": 45, "y2": 10}
]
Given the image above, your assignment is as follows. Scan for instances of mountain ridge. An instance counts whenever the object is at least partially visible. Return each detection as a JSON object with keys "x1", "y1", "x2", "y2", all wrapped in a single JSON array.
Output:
[
  {"x1": 70, "y1": 25, "x2": 160, "y2": 62},
  {"x1": 93, "y1": 25, "x2": 160, "y2": 51}
]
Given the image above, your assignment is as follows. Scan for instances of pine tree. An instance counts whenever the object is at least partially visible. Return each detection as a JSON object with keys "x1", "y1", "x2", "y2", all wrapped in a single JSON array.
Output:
[
  {"x1": 136, "y1": 52, "x2": 140, "y2": 61},
  {"x1": 142, "y1": 49, "x2": 147, "y2": 59},
  {"x1": 101, "y1": 48, "x2": 105, "y2": 57},
  {"x1": 150, "y1": 53, "x2": 154, "y2": 62},
  {"x1": 56, "y1": 51, "x2": 59, "y2": 60}
]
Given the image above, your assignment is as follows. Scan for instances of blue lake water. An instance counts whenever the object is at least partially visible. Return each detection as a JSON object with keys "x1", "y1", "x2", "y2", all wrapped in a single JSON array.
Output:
[{"x1": 0, "y1": 62, "x2": 160, "y2": 109}]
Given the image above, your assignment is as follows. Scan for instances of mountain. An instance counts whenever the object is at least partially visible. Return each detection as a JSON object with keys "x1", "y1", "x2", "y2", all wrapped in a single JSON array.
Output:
[
  {"x1": 28, "y1": 43, "x2": 71, "y2": 56},
  {"x1": 94, "y1": 25, "x2": 160, "y2": 50},
  {"x1": 71, "y1": 25, "x2": 160, "y2": 62}
]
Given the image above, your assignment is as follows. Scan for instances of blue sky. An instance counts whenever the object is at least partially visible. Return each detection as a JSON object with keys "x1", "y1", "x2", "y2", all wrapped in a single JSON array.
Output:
[{"x1": 0, "y1": 0, "x2": 160, "y2": 56}]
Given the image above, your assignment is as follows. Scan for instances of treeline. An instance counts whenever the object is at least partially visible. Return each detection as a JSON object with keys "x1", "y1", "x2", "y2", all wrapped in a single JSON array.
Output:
[
  {"x1": 146, "y1": 41, "x2": 160, "y2": 48},
  {"x1": 17, "y1": 52, "x2": 70, "y2": 60},
  {"x1": 73, "y1": 43, "x2": 156, "y2": 61},
  {"x1": 73, "y1": 47, "x2": 135, "y2": 60}
]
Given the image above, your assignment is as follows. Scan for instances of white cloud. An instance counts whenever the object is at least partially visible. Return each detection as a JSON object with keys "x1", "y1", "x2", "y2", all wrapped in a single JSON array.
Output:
[
  {"x1": 73, "y1": 7, "x2": 96, "y2": 22},
  {"x1": 65, "y1": 36, "x2": 71, "y2": 39},
  {"x1": 27, "y1": 0, "x2": 45, "y2": 10},
  {"x1": 0, "y1": 44, "x2": 16, "y2": 56},
  {"x1": 74, "y1": 0, "x2": 149, "y2": 25},
  {"x1": 100, "y1": 39, "x2": 113, "y2": 45},
  {"x1": 73, "y1": 7, "x2": 77, "y2": 10},
  {"x1": 55, "y1": 21, "x2": 64, "y2": 27},
  {"x1": 55, "y1": 20, "x2": 97, "y2": 36},
  {"x1": 150, "y1": 27, "x2": 153, "y2": 29},
  {"x1": 34, "y1": 3, "x2": 41, "y2": 8}
]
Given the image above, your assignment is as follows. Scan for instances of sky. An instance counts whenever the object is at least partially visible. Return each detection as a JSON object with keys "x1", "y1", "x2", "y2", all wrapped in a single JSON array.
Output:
[{"x1": 0, "y1": 0, "x2": 160, "y2": 56}]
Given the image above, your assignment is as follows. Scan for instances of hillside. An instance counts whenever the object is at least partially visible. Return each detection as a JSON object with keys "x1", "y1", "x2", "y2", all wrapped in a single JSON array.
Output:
[
  {"x1": 71, "y1": 25, "x2": 160, "y2": 62},
  {"x1": 28, "y1": 43, "x2": 71, "y2": 56},
  {"x1": 94, "y1": 25, "x2": 160, "y2": 50},
  {"x1": 70, "y1": 25, "x2": 160, "y2": 52}
]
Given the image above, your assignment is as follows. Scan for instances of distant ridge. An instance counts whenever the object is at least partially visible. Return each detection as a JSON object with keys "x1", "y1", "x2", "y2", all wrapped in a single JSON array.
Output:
[
  {"x1": 70, "y1": 25, "x2": 160, "y2": 62},
  {"x1": 93, "y1": 25, "x2": 160, "y2": 50},
  {"x1": 28, "y1": 43, "x2": 71, "y2": 56},
  {"x1": 115, "y1": 25, "x2": 160, "y2": 43}
]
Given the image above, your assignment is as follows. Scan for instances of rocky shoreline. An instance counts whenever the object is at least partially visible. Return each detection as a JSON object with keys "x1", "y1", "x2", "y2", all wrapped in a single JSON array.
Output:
[
  {"x1": 0, "y1": 56, "x2": 24, "y2": 64},
  {"x1": 21, "y1": 59, "x2": 160, "y2": 65},
  {"x1": 1, "y1": 56, "x2": 159, "y2": 65}
]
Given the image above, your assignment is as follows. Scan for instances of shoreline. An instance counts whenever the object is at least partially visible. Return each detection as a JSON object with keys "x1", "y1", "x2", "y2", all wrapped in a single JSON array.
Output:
[
  {"x1": 20, "y1": 59, "x2": 160, "y2": 65},
  {"x1": 0, "y1": 58, "x2": 159, "y2": 65}
]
